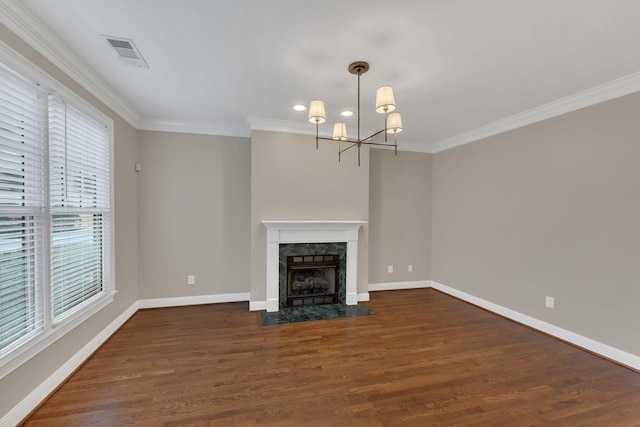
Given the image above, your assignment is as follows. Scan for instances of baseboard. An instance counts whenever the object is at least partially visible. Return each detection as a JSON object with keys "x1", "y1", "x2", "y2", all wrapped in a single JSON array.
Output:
[
  {"x1": 10, "y1": 282, "x2": 639, "y2": 425},
  {"x1": 368, "y1": 280, "x2": 431, "y2": 292},
  {"x1": 249, "y1": 300, "x2": 266, "y2": 311},
  {"x1": 430, "y1": 281, "x2": 640, "y2": 372},
  {"x1": 2, "y1": 301, "x2": 139, "y2": 427},
  {"x1": 358, "y1": 292, "x2": 370, "y2": 302},
  {"x1": 138, "y1": 292, "x2": 250, "y2": 309}
]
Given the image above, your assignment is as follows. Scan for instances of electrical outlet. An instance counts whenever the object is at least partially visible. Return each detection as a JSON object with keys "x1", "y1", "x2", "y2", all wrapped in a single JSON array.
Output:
[
  {"x1": 545, "y1": 296, "x2": 554, "y2": 309},
  {"x1": 408, "y1": 264, "x2": 413, "y2": 272},
  {"x1": 387, "y1": 265, "x2": 393, "y2": 273},
  {"x1": 188, "y1": 275, "x2": 195, "y2": 285}
]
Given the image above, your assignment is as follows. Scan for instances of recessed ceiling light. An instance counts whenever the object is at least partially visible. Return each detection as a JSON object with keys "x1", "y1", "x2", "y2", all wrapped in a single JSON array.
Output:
[
  {"x1": 340, "y1": 110, "x2": 354, "y2": 117},
  {"x1": 292, "y1": 104, "x2": 307, "y2": 111}
]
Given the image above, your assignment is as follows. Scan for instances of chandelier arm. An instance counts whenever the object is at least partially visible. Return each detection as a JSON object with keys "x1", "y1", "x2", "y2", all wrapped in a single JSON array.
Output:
[
  {"x1": 318, "y1": 136, "x2": 368, "y2": 145},
  {"x1": 363, "y1": 141, "x2": 397, "y2": 147},
  {"x1": 338, "y1": 142, "x2": 358, "y2": 155},
  {"x1": 308, "y1": 61, "x2": 400, "y2": 166},
  {"x1": 359, "y1": 128, "x2": 386, "y2": 143}
]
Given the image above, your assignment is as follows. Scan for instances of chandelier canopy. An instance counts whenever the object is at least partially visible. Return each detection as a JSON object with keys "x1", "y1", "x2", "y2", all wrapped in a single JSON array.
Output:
[{"x1": 307, "y1": 61, "x2": 402, "y2": 166}]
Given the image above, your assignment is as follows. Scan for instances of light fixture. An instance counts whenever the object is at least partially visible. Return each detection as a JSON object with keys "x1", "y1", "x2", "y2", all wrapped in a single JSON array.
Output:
[
  {"x1": 307, "y1": 61, "x2": 402, "y2": 166},
  {"x1": 292, "y1": 104, "x2": 307, "y2": 111}
]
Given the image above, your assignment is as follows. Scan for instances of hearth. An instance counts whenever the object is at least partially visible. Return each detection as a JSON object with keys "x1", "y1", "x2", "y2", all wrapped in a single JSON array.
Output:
[{"x1": 286, "y1": 255, "x2": 339, "y2": 306}]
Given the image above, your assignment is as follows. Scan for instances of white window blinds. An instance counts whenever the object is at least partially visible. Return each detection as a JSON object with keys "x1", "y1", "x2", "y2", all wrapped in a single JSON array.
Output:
[
  {"x1": 0, "y1": 58, "x2": 112, "y2": 365},
  {"x1": 48, "y1": 95, "x2": 110, "y2": 321},
  {"x1": 0, "y1": 64, "x2": 46, "y2": 356}
]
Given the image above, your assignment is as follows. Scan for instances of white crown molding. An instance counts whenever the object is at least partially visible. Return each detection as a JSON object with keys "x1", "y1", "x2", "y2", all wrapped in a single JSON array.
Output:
[
  {"x1": 370, "y1": 141, "x2": 432, "y2": 154},
  {"x1": 139, "y1": 118, "x2": 251, "y2": 138},
  {"x1": 4, "y1": 0, "x2": 640, "y2": 149},
  {"x1": 247, "y1": 117, "x2": 433, "y2": 153},
  {"x1": 0, "y1": 0, "x2": 141, "y2": 128},
  {"x1": 247, "y1": 116, "x2": 389, "y2": 142},
  {"x1": 247, "y1": 116, "x2": 319, "y2": 137},
  {"x1": 431, "y1": 71, "x2": 640, "y2": 153}
]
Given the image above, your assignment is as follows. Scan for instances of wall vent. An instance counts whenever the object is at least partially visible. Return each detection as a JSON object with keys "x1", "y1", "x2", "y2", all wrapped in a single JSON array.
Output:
[{"x1": 102, "y1": 36, "x2": 149, "y2": 68}]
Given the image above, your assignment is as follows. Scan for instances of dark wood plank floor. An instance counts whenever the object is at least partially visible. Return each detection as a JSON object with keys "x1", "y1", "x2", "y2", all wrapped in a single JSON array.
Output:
[{"x1": 23, "y1": 289, "x2": 640, "y2": 426}]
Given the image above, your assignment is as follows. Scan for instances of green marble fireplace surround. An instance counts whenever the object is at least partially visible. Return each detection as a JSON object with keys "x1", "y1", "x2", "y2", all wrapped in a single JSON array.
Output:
[
  {"x1": 279, "y1": 242, "x2": 347, "y2": 310},
  {"x1": 262, "y1": 221, "x2": 366, "y2": 312}
]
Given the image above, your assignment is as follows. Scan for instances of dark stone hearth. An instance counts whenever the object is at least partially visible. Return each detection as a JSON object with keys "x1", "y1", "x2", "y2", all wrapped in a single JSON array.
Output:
[{"x1": 260, "y1": 303, "x2": 375, "y2": 326}]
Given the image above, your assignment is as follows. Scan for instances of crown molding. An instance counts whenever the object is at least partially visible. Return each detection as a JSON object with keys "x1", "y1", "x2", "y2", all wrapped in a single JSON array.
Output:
[
  {"x1": 4, "y1": 0, "x2": 639, "y2": 147},
  {"x1": 0, "y1": 0, "x2": 141, "y2": 127},
  {"x1": 246, "y1": 117, "x2": 318, "y2": 137},
  {"x1": 372, "y1": 140, "x2": 432, "y2": 154},
  {"x1": 139, "y1": 118, "x2": 250, "y2": 138},
  {"x1": 247, "y1": 117, "x2": 433, "y2": 153},
  {"x1": 430, "y1": 71, "x2": 640, "y2": 153}
]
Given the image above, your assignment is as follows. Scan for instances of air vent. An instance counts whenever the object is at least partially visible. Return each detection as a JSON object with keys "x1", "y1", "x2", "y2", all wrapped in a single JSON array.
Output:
[{"x1": 102, "y1": 36, "x2": 149, "y2": 68}]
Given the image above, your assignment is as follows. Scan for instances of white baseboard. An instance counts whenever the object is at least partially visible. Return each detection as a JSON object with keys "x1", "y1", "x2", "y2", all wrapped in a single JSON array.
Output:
[
  {"x1": 430, "y1": 281, "x2": 640, "y2": 371},
  {"x1": 249, "y1": 300, "x2": 266, "y2": 311},
  {"x1": 368, "y1": 280, "x2": 431, "y2": 292},
  {"x1": 1, "y1": 301, "x2": 139, "y2": 427},
  {"x1": 9, "y1": 282, "x2": 639, "y2": 425},
  {"x1": 138, "y1": 292, "x2": 250, "y2": 309}
]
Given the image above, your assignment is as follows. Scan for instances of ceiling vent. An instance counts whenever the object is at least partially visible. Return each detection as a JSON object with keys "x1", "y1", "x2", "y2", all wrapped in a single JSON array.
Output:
[{"x1": 102, "y1": 36, "x2": 149, "y2": 68}]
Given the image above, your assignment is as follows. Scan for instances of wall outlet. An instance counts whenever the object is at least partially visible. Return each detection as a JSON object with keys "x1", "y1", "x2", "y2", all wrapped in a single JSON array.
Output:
[
  {"x1": 387, "y1": 265, "x2": 393, "y2": 273},
  {"x1": 188, "y1": 275, "x2": 195, "y2": 285},
  {"x1": 545, "y1": 296, "x2": 554, "y2": 309},
  {"x1": 408, "y1": 264, "x2": 413, "y2": 272}
]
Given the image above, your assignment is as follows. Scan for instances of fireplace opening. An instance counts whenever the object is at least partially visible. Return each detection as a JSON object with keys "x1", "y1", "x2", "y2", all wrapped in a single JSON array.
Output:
[{"x1": 286, "y1": 255, "x2": 339, "y2": 307}]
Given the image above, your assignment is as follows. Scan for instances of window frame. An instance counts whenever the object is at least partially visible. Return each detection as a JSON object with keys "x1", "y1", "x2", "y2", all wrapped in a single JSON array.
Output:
[{"x1": 0, "y1": 40, "x2": 115, "y2": 380}]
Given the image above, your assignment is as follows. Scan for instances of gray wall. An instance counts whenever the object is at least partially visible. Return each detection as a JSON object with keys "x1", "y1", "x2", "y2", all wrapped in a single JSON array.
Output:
[
  {"x1": 137, "y1": 131, "x2": 251, "y2": 299},
  {"x1": 0, "y1": 24, "x2": 139, "y2": 418},
  {"x1": 250, "y1": 130, "x2": 370, "y2": 302},
  {"x1": 432, "y1": 92, "x2": 640, "y2": 356},
  {"x1": 369, "y1": 149, "x2": 432, "y2": 284}
]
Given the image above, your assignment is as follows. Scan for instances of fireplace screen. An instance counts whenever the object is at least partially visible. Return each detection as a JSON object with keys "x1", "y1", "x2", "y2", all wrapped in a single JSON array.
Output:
[{"x1": 286, "y1": 255, "x2": 339, "y2": 307}]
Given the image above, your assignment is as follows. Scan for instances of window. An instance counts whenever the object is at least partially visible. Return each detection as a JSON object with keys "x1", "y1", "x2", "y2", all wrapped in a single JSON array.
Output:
[
  {"x1": 48, "y1": 95, "x2": 111, "y2": 322},
  {"x1": 0, "y1": 60, "x2": 112, "y2": 370},
  {"x1": 0, "y1": 64, "x2": 46, "y2": 355}
]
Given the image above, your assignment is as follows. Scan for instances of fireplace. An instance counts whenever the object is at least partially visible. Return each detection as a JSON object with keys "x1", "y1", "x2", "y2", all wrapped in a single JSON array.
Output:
[
  {"x1": 279, "y1": 243, "x2": 346, "y2": 309},
  {"x1": 261, "y1": 221, "x2": 366, "y2": 312},
  {"x1": 286, "y1": 254, "x2": 339, "y2": 306}
]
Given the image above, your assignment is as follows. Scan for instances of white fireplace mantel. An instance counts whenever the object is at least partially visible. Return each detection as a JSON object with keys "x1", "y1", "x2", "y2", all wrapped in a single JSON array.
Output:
[{"x1": 262, "y1": 221, "x2": 366, "y2": 312}]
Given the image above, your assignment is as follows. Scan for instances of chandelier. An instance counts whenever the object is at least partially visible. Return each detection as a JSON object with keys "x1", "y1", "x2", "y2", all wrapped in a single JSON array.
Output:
[{"x1": 307, "y1": 61, "x2": 403, "y2": 166}]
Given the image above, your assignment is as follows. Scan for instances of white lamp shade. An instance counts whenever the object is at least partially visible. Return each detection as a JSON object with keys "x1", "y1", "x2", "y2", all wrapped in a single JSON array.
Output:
[
  {"x1": 386, "y1": 112, "x2": 403, "y2": 133},
  {"x1": 308, "y1": 99, "x2": 326, "y2": 123},
  {"x1": 375, "y1": 86, "x2": 396, "y2": 114},
  {"x1": 333, "y1": 123, "x2": 347, "y2": 140}
]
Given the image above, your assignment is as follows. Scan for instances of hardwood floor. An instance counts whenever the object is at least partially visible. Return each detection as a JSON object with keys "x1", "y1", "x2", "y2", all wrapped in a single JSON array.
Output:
[{"x1": 23, "y1": 289, "x2": 640, "y2": 426}]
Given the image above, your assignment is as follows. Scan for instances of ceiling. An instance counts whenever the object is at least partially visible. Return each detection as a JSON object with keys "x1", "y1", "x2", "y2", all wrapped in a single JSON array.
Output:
[{"x1": 7, "y1": 0, "x2": 640, "y2": 152}]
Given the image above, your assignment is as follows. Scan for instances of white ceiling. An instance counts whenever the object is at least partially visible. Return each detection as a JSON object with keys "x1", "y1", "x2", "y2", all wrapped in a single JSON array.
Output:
[{"x1": 8, "y1": 0, "x2": 640, "y2": 152}]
